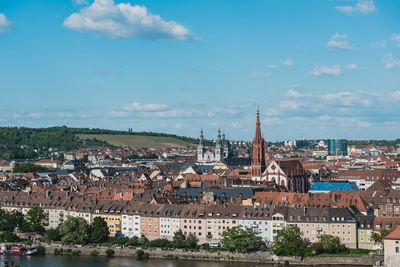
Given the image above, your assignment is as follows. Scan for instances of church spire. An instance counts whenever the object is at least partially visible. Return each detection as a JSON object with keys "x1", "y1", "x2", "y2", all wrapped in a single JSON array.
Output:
[{"x1": 251, "y1": 105, "x2": 266, "y2": 178}]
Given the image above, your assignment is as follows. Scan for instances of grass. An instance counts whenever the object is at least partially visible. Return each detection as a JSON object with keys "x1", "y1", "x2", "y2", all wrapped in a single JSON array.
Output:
[{"x1": 77, "y1": 134, "x2": 196, "y2": 149}]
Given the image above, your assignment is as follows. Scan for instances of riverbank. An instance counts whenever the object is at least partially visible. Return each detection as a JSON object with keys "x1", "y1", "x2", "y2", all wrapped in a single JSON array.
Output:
[{"x1": 42, "y1": 245, "x2": 383, "y2": 266}]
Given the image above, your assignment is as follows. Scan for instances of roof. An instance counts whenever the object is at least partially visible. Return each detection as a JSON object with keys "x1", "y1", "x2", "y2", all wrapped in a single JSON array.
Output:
[
  {"x1": 384, "y1": 228, "x2": 400, "y2": 240},
  {"x1": 309, "y1": 182, "x2": 359, "y2": 191}
]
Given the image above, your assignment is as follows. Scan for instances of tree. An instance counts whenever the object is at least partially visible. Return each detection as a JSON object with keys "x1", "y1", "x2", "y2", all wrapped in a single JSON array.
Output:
[
  {"x1": 44, "y1": 228, "x2": 61, "y2": 241},
  {"x1": 105, "y1": 248, "x2": 115, "y2": 257},
  {"x1": 27, "y1": 207, "x2": 47, "y2": 233},
  {"x1": 172, "y1": 230, "x2": 186, "y2": 248},
  {"x1": 221, "y1": 226, "x2": 262, "y2": 253},
  {"x1": 59, "y1": 217, "x2": 89, "y2": 245},
  {"x1": 272, "y1": 224, "x2": 309, "y2": 257},
  {"x1": 89, "y1": 217, "x2": 109, "y2": 243},
  {"x1": 185, "y1": 233, "x2": 199, "y2": 249},
  {"x1": 13, "y1": 163, "x2": 50, "y2": 173},
  {"x1": 0, "y1": 210, "x2": 28, "y2": 232},
  {"x1": 319, "y1": 235, "x2": 347, "y2": 253},
  {"x1": 371, "y1": 229, "x2": 391, "y2": 253},
  {"x1": 0, "y1": 231, "x2": 20, "y2": 242}
]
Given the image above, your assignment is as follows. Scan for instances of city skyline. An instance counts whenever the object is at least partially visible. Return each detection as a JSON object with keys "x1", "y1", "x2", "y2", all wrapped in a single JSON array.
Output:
[{"x1": 1, "y1": 0, "x2": 400, "y2": 141}]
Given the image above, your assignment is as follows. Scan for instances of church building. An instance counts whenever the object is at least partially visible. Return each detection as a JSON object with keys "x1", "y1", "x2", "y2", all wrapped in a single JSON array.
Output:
[
  {"x1": 197, "y1": 129, "x2": 230, "y2": 163},
  {"x1": 249, "y1": 106, "x2": 310, "y2": 193}
]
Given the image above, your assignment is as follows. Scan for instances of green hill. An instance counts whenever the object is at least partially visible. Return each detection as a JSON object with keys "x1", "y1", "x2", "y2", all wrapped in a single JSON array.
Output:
[{"x1": 77, "y1": 134, "x2": 196, "y2": 149}]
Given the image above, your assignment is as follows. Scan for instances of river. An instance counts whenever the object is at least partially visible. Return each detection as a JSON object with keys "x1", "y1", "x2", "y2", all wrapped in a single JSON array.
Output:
[{"x1": 0, "y1": 255, "x2": 367, "y2": 267}]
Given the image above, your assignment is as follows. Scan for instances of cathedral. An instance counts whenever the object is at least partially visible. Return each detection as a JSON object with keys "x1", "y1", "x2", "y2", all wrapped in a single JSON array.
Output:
[{"x1": 197, "y1": 129, "x2": 230, "y2": 163}]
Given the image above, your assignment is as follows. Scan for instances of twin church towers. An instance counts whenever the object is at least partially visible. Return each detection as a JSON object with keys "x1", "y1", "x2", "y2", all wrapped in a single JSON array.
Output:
[{"x1": 197, "y1": 106, "x2": 266, "y2": 177}]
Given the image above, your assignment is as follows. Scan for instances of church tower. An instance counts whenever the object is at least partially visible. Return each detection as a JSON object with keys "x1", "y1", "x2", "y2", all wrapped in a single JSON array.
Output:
[
  {"x1": 215, "y1": 129, "x2": 224, "y2": 162},
  {"x1": 251, "y1": 105, "x2": 266, "y2": 177},
  {"x1": 197, "y1": 129, "x2": 205, "y2": 162}
]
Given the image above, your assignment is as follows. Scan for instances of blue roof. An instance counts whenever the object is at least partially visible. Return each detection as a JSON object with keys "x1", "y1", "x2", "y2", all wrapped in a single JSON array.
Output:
[{"x1": 310, "y1": 182, "x2": 359, "y2": 191}]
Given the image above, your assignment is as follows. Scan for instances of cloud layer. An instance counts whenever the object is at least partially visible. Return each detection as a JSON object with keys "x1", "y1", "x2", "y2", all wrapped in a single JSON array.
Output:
[
  {"x1": 335, "y1": 0, "x2": 377, "y2": 16},
  {"x1": 0, "y1": 13, "x2": 12, "y2": 33},
  {"x1": 64, "y1": 0, "x2": 193, "y2": 41}
]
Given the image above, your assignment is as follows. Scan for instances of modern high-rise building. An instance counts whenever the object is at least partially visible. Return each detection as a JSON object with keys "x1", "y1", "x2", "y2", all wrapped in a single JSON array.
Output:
[{"x1": 328, "y1": 139, "x2": 348, "y2": 156}]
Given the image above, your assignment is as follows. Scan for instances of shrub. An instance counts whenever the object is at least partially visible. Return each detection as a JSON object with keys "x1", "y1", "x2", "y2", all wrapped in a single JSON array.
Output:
[
  {"x1": 64, "y1": 249, "x2": 73, "y2": 255},
  {"x1": 54, "y1": 248, "x2": 64, "y2": 255},
  {"x1": 90, "y1": 250, "x2": 99, "y2": 256},
  {"x1": 36, "y1": 246, "x2": 46, "y2": 255},
  {"x1": 105, "y1": 248, "x2": 115, "y2": 257},
  {"x1": 72, "y1": 250, "x2": 81, "y2": 256},
  {"x1": 135, "y1": 249, "x2": 149, "y2": 260}
]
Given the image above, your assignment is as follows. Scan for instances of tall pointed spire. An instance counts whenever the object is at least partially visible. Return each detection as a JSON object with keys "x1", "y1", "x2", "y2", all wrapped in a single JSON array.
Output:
[{"x1": 251, "y1": 105, "x2": 266, "y2": 178}]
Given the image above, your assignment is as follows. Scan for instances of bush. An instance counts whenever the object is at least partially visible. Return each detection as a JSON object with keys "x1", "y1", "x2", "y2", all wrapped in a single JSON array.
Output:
[
  {"x1": 72, "y1": 250, "x2": 81, "y2": 256},
  {"x1": 349, "y1": 248, "x2": 371, "y2": 254},
  {"x1": 105, "y1": 248, "x2": 115, "y2": 257},
  {"x1": 64, "y1": 249, "x2": 73, "y2": 255},
  {"x1": 54, "y1": 248, "x2": 64, "y2": 255},
  {"x1": 35, "y1": 246, "x2": 46, "y2": 255},
  {"x1": 136, "y1": 249, "x2": 149, "y2": 260},
  {"x1": 90, "y1": 250, "x2": 99, "y2": 256}
]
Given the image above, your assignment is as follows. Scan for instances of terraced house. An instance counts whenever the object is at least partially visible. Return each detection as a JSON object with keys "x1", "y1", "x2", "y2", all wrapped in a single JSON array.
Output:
[
  {"x1": 92, "y1": 200, "x2": 128, "y2": 236},
  {"x1": 0, "y1": 190, "x2": 385, "y2": 249}
]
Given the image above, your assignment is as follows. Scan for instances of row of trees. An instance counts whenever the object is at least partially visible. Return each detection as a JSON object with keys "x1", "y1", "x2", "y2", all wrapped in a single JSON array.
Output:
[
  {"x1": 45, "y1": 216, "x2": 200, "y2": 249},
  {"x1": 0, "y1": 207, "x2": 47, "y2": 239}
]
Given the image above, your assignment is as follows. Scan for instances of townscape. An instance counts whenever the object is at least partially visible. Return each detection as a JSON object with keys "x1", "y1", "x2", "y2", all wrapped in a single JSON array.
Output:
[{"x1": 1, "y1": 107, "x2": 400, "y2": 266}]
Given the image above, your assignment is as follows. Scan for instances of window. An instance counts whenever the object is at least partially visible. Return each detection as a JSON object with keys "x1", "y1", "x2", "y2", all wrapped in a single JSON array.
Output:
[{"x1": 396, "y1": 247, "x2": 399, "y2": 254}]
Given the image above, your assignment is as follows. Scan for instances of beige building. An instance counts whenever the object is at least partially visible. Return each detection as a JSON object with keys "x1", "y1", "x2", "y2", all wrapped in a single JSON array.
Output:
[{"x1": 384, "y1": 228, "x2": 400, "y2": 267}]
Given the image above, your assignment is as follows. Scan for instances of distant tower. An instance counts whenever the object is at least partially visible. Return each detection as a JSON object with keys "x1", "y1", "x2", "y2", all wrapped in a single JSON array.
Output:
[
  {"x1": 222, "y1": 133, "x2": 230, "y2": 158},
  {"x1": 251, "y1": 105, "x2": 266, "y2": 177},
  {"x1": 197, "y1": 129, "x2": 205, "y2": 162},
  {"x1": 215, "y1": 129, "x2": 224, "y2": 162}
]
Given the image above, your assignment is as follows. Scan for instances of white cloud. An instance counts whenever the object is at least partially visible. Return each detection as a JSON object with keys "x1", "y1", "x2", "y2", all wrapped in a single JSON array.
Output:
[
  {"x1": 64, "y1": 0, "x2": 193, "y2": 41},
  {"x1": 343, "y1": 64, "x2": 360, "y2": 70},
  {"x1": 267, "y1": 64, "x2": 277, "y2": 69},
  {"x1": 262, "y1": 118, "x2": 281, "y2": 125},
  {"x1": 209, "y1": 67, "x2": 221, "y2": 72},
  {"x1": 327, "y1": 33, "x2": 356, "y2": 51},
  {"x1": 249, "y1": 72, "x2": 271, "y2": 78},
  {"x1": 279, "y1": 101, "x2": 303, "y2": 110},
  {"x1": 309, "y1": 65, "x2": 342, "y2": 76},
  {"x1": 174, "y1": 123, "x2": 182, "y2": 129},
  {"x1": 389, "y1": 91, "x2": 400, "y2": 101},
  {"x1": 0, "y1": 13, "x2": 13, "y2": 33},
  {"x1": 391, "y1": 33, "x2": 400, "y2": 47},
  {"x1": 372, "y1": 40, "x2": 387, "y2": 48},
  {"x1": 282, "y1": 58, "x2": 294, "y2": 67},
  {"x1": 321, "y1": 92, "x2": 373, "y2": 107},
  {"x1": 384, "y1": 54, "x2": 400, "y2": 70},
  {"x1": 72, "y1": 0, "x2": 88, "y2": 5},
  {"x1": 231, "y1": 122, "x2": 241, "y2": 129},
  {"x1": 124, "y1": 102, "x2": 167, "y2": 111},
  {"x1": 28, "y1": 113, "x2": 45, "y2": 119},
  {"x1": 286, "y1": 89, "x2": 312, "y2": 98},
  {"x1": 108, "y1": 110, "x2": 130, "y2": 117},
  {"x1": 335, "y1": 0, "x2": 377, "y2": 16}
]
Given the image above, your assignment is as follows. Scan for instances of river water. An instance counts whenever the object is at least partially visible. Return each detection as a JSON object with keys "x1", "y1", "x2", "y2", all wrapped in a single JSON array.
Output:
[{"x1": 0, "y1": 255, "x2": 364, "y2": 267}]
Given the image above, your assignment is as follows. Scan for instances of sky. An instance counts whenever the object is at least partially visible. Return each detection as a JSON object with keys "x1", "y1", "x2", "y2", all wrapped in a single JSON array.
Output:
[{"x1": 0, "y1": 0, "x2": 399, "y2": 141}]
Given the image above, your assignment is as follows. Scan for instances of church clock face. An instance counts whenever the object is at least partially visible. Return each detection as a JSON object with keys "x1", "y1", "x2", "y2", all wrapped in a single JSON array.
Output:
[{"x1": 271, "y1": 165, "x2": 276, "y2": 170}]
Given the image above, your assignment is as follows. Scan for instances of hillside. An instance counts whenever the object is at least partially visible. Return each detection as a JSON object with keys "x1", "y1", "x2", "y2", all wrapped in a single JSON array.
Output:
[
  {"x1": 0, "y1": 126, "x2": 206, "y2": 160},
  {"x1": 77, "y1": 134, "x2": 197, "y2": 149}
]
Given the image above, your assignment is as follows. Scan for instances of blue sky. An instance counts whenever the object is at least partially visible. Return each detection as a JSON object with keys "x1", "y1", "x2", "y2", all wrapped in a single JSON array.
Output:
[{"x1": 0, "y1": 0, "x2": 399, "y2": 141}]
